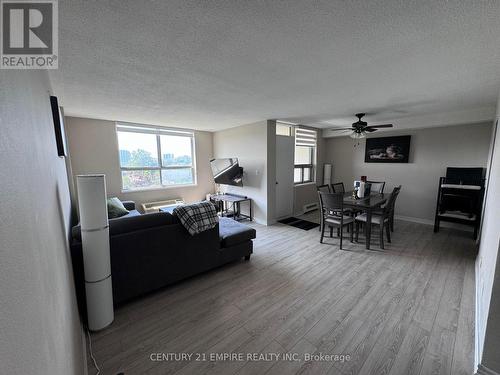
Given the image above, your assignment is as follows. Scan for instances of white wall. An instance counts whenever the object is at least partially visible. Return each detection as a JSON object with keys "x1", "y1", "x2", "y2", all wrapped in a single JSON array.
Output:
[
  {"x1": 213, "y1": 121, "x2": 273, "y2": 224},
  {"x1": 65, "y1": 116, "x2": 215, "y2": 210},
  {"x1": 323, "y1": 123, "x2": 492, "y2": 223},
  {"x1": 0, "y1": 72, "x2": 85, "y2": 374},
  {"x1": 476, "y1": 94, "x2": 500, "y2": 373}
]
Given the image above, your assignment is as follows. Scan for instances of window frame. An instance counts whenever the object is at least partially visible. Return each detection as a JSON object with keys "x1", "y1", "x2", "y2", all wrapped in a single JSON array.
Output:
[
  {"x1": 276, "y1": 122, "x2": 293, "y2": 136},
  {"x1": 116, "y1": 123, "x2": 197, "y2": 192},
  {"x1": 294, "y1": 128, "x2": 317, "y2": 185}
]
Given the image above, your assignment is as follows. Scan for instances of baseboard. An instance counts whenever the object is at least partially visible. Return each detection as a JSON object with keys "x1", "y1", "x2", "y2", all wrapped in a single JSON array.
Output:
[
  {"x1": 253, "y1": 218, "x2": 266, "y2": 225},
  {"x1": 290, "y1": 212, "x2": 473, "y2": 233},
  {"x1": 395, "y1": 215, "x2": 474, "y2": 232},
  {"x1": 294, "y1": 208, "x2": 319, "y2": 217},
  {"x1": 395, "y1": 215, "x2": 434, "y2": 226},
  {"x1": 476, "y1": 364, "x2": 500, "y2": 375},
  {"x1": 266, "y1": 219, "x2": 277, "y2": 226}
]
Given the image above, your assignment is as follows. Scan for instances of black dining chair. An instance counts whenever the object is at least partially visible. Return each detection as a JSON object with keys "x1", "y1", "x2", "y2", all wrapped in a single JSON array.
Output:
[
  {"x1": 332, "y1": 181, "x2": 360, "y2": 219},
  {"x1": 354, "y1": 186, "x2": 401, "y2": 249},
  {"x1": 367, "y1": 180, "x2": 385, "y2": 194},
  {"x1": 316, "y1": 184, "x2": 333, "y2": 230},
  {"x1": 389, "y1": 187, "x2": 400, "y2": 232},
  {"x1": 318, "y1": 191, "x2": 354, "y2": 249},
  {"x1": 316, "y1": 184, "x2": 332, "y2": 193},
  {"x1": 331, "y1": 182, "x2": 345, "y2": 193}
]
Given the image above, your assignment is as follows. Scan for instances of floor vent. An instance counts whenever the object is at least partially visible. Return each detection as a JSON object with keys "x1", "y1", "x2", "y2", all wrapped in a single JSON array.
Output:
[{"x1": 303, "y1": 202, "x2": 318, "y2": 213}]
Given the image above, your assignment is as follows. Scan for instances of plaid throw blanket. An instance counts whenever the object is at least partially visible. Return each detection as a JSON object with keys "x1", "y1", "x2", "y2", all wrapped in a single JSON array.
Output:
[{"x1": 173, "y1": 201, "x2": 219, "y2": 236}]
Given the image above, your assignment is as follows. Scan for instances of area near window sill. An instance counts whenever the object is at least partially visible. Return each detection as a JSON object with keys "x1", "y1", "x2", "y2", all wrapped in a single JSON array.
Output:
[
  {"x1": 294, "y1": 182, "x2": 316, "y2": 187},
  {"x1": 121, "y1": 183, "x2": 198, "y2": 193}
]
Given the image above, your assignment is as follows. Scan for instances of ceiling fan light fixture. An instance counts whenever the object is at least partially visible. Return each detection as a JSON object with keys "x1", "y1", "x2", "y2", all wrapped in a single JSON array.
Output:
[
  {"x1": 350, "y1": 131, "x2": 366, "y2": 139},
  {"x1": 329, "y1": 113, "x2": 394, "y2": 138}
]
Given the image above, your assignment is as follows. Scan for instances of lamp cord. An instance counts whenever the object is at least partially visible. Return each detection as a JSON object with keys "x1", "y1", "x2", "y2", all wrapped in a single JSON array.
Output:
[{"x1": 86, "y1": 328, "x2": 101, "y2": 375}]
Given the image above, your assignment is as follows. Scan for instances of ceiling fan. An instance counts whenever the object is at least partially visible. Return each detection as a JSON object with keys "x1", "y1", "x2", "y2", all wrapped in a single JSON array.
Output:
[{"x1": 329, "y1": 113, "x2": 393, "y2": 139}]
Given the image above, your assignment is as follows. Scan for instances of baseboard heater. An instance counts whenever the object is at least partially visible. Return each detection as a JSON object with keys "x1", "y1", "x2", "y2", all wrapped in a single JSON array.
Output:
[
  {"x1": 141, "y1": 198, "x2": 184, "y2": 213},
  {"x1": 303, "y1": 202, "x2": 318, "y2": 213}
]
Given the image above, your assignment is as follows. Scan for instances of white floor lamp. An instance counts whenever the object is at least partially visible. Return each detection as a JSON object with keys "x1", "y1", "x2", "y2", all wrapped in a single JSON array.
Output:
[{"x1": 76, "y1": 174, "x2": 114, "y2": 331}]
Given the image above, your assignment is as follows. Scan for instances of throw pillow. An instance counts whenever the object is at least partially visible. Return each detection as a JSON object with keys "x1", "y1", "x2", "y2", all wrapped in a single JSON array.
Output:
[{"x1": 107, "y1": 197, "x2": 129, "y2": 219}]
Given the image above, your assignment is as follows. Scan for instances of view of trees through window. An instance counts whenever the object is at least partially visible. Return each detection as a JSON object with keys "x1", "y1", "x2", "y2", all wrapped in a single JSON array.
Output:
[{"x1": 117, "y1": 126, "x2": 195, "y2": 190}]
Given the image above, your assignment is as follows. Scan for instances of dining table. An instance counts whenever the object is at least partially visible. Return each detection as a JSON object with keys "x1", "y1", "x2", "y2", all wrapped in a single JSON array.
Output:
[{"x1": 343, "y1": 192, "x2": 387, "y2": 249}]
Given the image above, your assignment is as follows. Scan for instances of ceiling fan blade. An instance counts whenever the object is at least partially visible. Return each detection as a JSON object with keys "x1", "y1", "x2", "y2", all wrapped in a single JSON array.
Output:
[
  {"x1": 328, "y1": 127, "x2": 354, "y2": 131},
  {"x1": 364, "y1": 128, "x2": 377, "y2": 132},
  {"x1": 365, "y1": 124, "x2": 393, "y2": 129}
]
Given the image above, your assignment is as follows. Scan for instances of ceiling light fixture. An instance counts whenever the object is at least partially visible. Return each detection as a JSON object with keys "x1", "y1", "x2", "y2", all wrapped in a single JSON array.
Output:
[
  {"x1": 330, "y1": 113, "x2": 394, "y2": 139},
  {"x1": 349, "y1": 131, "x2": 366, "y2": 139}
]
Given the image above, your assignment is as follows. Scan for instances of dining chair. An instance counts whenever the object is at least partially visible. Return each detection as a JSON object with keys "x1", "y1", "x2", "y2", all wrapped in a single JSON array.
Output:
[
  {"x1": 331, "y1": 182, "x2": 345, "y2": 193},
  {"x1": 316, "y1": 184, "x2": 332, "y2": 193},
  {"x1": 332, "y1": 181, "x2": 360, "y2": 218},
  {"x1": 316, "y1": 184, "x2": 333, "y2": 230},
  {"x1": 318, "y1": 191, "x2": 354, "y2": 249},
  {"x1": 354, "y1": 186, "x2": 401, "y2": 249},
  {"x1": 373, "y1": 182, "x2": 396, "y2": 231},
  {"x1": 389, "y1": 187, "x2": 400, "y2": 232},
  {"x1": 367, "y1": 180, "x2": 385, "y2": 194}
]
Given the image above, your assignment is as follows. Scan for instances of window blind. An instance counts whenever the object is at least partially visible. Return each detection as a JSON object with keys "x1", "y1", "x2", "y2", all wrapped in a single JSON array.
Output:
[{"x1": 295, "y1": 127, "x2": 317, "y2": 147}]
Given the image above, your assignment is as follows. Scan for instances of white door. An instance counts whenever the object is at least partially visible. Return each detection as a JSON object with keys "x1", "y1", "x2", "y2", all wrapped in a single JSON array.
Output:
[{"x1": 275, "y1": 135, "x2": 295, "y2": 219}]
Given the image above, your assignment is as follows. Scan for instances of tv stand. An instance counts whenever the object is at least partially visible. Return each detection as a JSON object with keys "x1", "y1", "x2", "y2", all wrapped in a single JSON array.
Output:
[
  {"x1": 209, "y1": 193, "x2": 252, "y2": 222},
  {"x1": 433, "y1": 175, "x2": 485, "y2": 239}
]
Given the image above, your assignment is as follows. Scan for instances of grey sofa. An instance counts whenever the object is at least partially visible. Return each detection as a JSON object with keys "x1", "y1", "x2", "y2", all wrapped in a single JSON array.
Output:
[{"x1": 70, "y1": 201, "x2": 255, "y2": 308}]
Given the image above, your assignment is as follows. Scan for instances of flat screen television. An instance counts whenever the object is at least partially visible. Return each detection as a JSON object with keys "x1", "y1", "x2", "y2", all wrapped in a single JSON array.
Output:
[
  {"x1": 210, "y1": 158, "x2": 243, "y2": 186},
  {"x1": 445, "y1": 167, "x2": 485, "y2": 185},
  {"x1": 50, "y1": 96, "x2": 67, "y2": 157}
]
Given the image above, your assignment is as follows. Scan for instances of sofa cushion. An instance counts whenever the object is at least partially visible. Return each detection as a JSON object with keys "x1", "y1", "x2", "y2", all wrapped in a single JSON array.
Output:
[
  {"x1": 116, "y1": 209, "x2": 142, "y2": 219},
  {"x1": 110, "y1": 211, "x2": 176, "y2": 236},
  {"x1": 219, "y1": 217, "x2": 256, "y2": 247},
  {"x1": 107, "y1": 197, "x2": 129, "y2": 219},
  {"x1": 72, "y1": 211, "x2": 175, "y2": 241}
]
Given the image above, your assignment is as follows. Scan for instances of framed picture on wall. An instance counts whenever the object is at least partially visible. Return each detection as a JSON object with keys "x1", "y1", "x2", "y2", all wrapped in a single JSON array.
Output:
[
  {"x1": 50, "y1": 96, "x2": 67, "y2": 157},
  {"x1": 364, "y1": 135, "x2": 411, "y2": 163}
]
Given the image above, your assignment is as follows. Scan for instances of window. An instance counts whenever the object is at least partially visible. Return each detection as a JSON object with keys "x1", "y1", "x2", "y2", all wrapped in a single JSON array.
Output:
[
  {"x1": 276, "y1": 122, "x2": 292, "y2": 136},
  {"x1": 116, "y1": 124, "x2": 196, "y2": 191},
  {"x1": 294, "y1": 127, "x2": 317, "y2": 184}
]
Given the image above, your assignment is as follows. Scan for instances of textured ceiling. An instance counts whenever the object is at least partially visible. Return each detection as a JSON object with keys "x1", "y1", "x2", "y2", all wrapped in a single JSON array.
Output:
[{"x1": 49, "y1": 0, "x2": 500, "y2": 131}]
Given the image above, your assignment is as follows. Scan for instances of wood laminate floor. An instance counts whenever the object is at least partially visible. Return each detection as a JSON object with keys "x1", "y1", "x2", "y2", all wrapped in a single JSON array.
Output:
[{"x1": 87, "y1": 216, "x2": 476, "y2": 375}]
